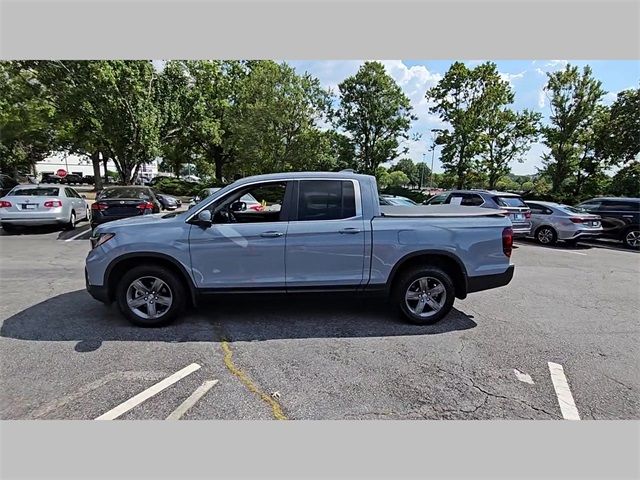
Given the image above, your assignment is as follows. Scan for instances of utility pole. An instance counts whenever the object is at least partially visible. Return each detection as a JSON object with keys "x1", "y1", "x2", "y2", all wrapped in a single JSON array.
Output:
[
  {"x1": 421, "y1": 153, "x2": 425, "y2": 190},
  {"x1": 429, "y1": 129, "x2": 438, "y2": 191}
]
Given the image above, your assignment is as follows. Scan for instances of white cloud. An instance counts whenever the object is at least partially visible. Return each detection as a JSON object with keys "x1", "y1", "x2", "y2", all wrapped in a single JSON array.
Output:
[
  {"x1": 545, "y1": 60, "x2": 568, "y2": 68},
  {"x1": 498, "y1": 70, "x2": 526, "y2": 87},
  {"x1": 535, "y1": 67, "x2": 546, "y2": 76},
  {"x1": 538, "y1": 89, "x2": 546, "y2": 109}
]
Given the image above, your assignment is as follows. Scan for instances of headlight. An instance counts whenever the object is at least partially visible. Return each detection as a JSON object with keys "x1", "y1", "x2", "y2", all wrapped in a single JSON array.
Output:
[{"x1": 90, "y1": 232, "x2": 115, "y2": 249}]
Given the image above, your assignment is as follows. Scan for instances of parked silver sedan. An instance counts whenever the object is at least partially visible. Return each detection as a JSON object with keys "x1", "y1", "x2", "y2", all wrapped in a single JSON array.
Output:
[
  {"x1": 525, "y1": 200, "x2": 603, "y2": 245},
  {"x1": 0, "y1": 184, "x2": 90, "y2": 233}
]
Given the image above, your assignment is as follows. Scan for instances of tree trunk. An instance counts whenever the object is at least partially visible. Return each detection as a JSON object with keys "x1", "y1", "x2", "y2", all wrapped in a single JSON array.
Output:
[
  {"x1": 102, "y1": 158, "x2": 109, "y2": 184},
  {"x1": 91, "y1": 152, "x2": 103, "y2": 191}
]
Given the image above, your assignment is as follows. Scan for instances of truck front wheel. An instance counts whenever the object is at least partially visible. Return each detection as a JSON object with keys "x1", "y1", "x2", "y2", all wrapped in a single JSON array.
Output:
[
  {"x1": 393, "y1": 266, "x2": 455, "y2": 325},
  {"x1": 116, "y1": 265, "x2": 185, "y2": 327}
]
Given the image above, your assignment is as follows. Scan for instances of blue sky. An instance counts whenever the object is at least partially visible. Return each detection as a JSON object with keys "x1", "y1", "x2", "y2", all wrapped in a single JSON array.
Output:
[{"x1": 287, "y1": 60, "x2": 639, "y2": 175}]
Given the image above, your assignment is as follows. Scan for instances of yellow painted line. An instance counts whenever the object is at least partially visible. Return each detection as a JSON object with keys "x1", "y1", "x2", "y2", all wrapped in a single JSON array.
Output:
[{"x1": 220, "y1": 340, "x2": 287, "y2": 420}]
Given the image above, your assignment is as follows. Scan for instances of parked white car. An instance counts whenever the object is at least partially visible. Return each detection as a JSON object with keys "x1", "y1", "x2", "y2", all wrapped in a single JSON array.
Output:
[{"x1": 0, "y1": 184, "x2": 90, "y2": 233}]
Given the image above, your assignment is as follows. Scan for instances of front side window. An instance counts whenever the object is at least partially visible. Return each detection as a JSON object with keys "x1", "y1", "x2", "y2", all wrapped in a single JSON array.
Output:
[
  {"x1": 427, "y1": 193, "x2": 449, "y2": 205},
  {"x1": 601, "y1": 201, "x2": 639, "y2": 212},
  {"x1": 297, "y1": 180, "x2": 356, "y2": 221},
  {"x1": 212, "y1": 182, "x2": 288, "y2": 224}
]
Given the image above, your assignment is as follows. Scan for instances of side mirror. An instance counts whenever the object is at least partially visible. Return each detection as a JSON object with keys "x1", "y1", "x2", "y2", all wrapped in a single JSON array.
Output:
[
  {"x1": 197, "y1": 210, "x2": 212, "y2": 227},
  {"x1": 231, "y1": 201, "x2": 246, "y2": 212}
]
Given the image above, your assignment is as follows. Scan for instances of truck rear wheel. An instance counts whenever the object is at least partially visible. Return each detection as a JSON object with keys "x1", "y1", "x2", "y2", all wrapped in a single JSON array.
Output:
[
  {"x1": 393, "y1": 266, "x2": 455, "y2": 325},
  {"x1": 116, "y1": 265, "x2": 185, "y2": 327}
]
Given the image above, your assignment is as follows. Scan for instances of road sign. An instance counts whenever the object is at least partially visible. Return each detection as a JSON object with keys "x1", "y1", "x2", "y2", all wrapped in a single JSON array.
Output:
[{"x1": 56, "y1": 169, "x2": 67, "y2": 178}]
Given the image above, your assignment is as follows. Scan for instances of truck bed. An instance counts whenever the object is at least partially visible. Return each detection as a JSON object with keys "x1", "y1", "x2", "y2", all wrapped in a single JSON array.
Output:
[{"x1": 378, "y1": 205, "x2": 507, "y2": 218}]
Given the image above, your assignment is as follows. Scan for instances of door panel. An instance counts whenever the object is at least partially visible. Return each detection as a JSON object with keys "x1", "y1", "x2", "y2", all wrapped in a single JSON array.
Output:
[
  {"x1": 189, "y1": 222, "x2": 288, "y2": 289},
  {"x1": 285, "y1": 179, "x2": 365, "y2": 288}
]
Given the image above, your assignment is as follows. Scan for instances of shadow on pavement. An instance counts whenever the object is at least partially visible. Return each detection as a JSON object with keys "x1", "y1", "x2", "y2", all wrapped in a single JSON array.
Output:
[{"x1": 0, "y1": 290, "x2": 477, "y2": 350}]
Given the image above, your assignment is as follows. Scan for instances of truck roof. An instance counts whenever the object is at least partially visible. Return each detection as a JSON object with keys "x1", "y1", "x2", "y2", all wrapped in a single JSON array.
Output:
[{"x1": 233, "y1": 171, "x2": 373, "y2": 185}]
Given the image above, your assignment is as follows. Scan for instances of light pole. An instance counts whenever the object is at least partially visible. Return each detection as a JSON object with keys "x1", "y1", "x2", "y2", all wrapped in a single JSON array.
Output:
[
  {"x1": 429, "y1": 129, "x2": 438, "y2": 191},
  {"x1": 421, "y1": 153, "x2": 426, "y2": 190}
]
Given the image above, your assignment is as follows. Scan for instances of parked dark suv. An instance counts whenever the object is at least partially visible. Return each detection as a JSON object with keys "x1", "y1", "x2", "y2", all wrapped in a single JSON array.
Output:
[
  {"x1": 425, "y1": 189, "x2": 532, "y2": 237},
  {"x1": 575, "y1": 197, "x2": 640, "y2": 248}
]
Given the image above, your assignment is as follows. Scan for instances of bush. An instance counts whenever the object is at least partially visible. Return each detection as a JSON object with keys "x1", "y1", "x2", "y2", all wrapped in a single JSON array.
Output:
[{"x1": 151, "y1": 177, "x2": 219, "y2": 197}]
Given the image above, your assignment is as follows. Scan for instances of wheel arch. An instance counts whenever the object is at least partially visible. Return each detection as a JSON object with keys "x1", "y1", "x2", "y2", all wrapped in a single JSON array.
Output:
[
  {"x1": 386, "y1": 250, "x2": 468, "y2": 299},
  {"x1": 104, "y1": 252, "x2": 197, "y2": 306}
]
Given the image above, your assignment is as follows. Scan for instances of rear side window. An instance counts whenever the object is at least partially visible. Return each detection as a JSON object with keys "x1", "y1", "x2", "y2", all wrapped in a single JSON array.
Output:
[
  {"x1": 297, "y1": 180, "x2": 356, "y2": 221},
  {"x1": 10, "y1": 187, "x2": 60, "y2": 196},
  {"x1": 494, "y1": 196, "x2": 526, "y2": 207},
  {"x1": 601, "y1": 201, "x2": 639, "y2": 212}
]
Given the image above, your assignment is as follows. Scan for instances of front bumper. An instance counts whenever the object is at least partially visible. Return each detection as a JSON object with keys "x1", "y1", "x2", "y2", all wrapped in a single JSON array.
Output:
[
  {"x1": 467, "y1": 265, "x2": 515, "y2": 293},
  {"x1": 85, "y1": 268, "x2": 110, "y2": 303}
]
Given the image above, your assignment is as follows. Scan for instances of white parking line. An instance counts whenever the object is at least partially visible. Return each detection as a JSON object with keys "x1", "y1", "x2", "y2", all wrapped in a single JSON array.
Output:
[
  {"x1": 65, "y1": 227, "x2": 91, "y2": 242},
  {"x1": 548, "y1": 362, "x2": 581, "y2": 420},
  {"x1": 515, "y1": 243, "x2": 588, "y2": 256},
  {"x1": 166, "y1": 379, "x2": 219, "y2": 420},
  {"x1": 95, "y1": 363, "x2": 201, "y2": 420}
]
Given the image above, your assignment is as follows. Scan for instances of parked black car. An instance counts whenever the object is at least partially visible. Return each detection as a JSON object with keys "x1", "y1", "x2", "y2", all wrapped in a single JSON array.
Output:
[
  {"x1": 61, "y1": 174, "x2": 85, "y2": 185},
  {"x1": 91, "y1": 186, "x2": 162, "y2": 230},
  {"x1": 0, "y1": 174, "x2": 19, "y2": 197},
  {"x1": 576, "y1": 197, "x2": 640, "y2": 248},
  {"x1": 40, "y1": 173, "x2": 63, "y2": 184}
]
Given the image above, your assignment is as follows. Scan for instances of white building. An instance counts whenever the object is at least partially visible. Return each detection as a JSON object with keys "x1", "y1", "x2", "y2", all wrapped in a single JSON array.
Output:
[{"x1": 35, "y1": 152, "x2": 161, "y2": 180}]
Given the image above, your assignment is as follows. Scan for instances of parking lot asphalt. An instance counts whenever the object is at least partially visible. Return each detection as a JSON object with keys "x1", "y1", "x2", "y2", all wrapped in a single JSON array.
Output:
[{"x1": 1, "y1": 223, "x2": 638, "y2": 420}]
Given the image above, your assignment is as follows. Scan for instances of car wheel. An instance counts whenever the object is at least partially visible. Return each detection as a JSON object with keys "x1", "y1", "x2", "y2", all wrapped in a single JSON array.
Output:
[
  {"x1": 116, "y1": 265, "x2": 185, "y2": 327},
  {"x1": 393, "y1": 266, "x2": 455, "y2": 325},
  {"x1": 623, "y1": 228, "x2": 640, "y2": 249},
  {"x1": 536, "y1": 226, "x2": 557, "y2": 245},
  {"x1": 65, "y1": 211, "x2": 76, "y2": 231}
]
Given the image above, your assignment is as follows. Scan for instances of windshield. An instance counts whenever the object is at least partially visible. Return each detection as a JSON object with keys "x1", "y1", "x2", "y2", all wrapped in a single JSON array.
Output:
[
  {"x1": 99, "y1": 188, "x2": 151, "y2": 200},
  {"x1": 388, "y1": 197, "x2": 417, "y2": 206},
  {"x1": 494, "y1": 196, "x2": 526, "y2": 207},
  {"x1": 10, "y1": 187, "x2": 60, "y2": 197}
]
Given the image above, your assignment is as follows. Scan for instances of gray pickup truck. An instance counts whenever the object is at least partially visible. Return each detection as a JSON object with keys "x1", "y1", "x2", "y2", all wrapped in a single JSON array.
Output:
[{"x1": 86, "y1": 171, "x2": 515, "y2": 326}]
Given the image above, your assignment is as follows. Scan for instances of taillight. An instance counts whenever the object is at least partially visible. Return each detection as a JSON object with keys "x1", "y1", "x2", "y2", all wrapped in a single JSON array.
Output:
[
  {"x1": 137, "y1": 201, "x2": 154, "y2": 210},
  {"x1": 91, "y1": 202, "x2": 109, "y2": 211},
  {"x1": 43, "y1": 200, "x2": 63, "y2": 208},
  {"x1": 569, "y1": 217, "x2": 584, "y2": 224},
  {"x1": 524, "y1": 210, "x2": 531, "y2": 219},
  {"x1": 0, "y1": 200, "x2": 11, "y2": 208},
  {"x1": 502, "y1": 227, "x2": 513, "y2": 257}
]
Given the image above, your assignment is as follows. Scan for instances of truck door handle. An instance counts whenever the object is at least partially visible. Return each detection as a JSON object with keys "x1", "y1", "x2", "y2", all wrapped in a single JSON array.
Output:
[
  {"x1": 339, "y1": 228, "x2": 361, "y2": 234},
  {"x1": 622, "y1": 215, "x2": 634, "y2": 218},
  {"x1": 260, "y1": 231, "x2": 284, "y2": 238}
]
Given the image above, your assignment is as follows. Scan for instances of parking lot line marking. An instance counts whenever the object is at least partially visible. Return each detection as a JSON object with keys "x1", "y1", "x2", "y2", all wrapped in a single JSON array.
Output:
[
  {"x1": 65, "y1": 228, "x2": 91, "y2": 242},
  {"x1": 95, "y1": 363, "x2": 201, "y2": 420},
  {"x1": 166, "y1": 379, "x2": 219, "y2": 420},
  {"x1": 548, "y1": 362, "x2": 581, "y2": 420}
]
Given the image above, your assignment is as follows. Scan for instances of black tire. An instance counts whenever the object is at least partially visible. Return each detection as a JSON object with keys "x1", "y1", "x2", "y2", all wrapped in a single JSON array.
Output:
[
  {"x1": 622, "y1": 227, "x2": 640, "y2": 249},
  {"x1": 116, "y1": 265, "x2": 186, "y2": 327},
  {"x1": 535, "y1": 226, "x2": 557, "y2": 245},
  {"x1": 65, "y1": 211, "x2": 76, "y2": 231},
  {"x1": 393, "y1": 265, "x2": 455, "y2": 325},
  {"x1": 1, "y1": 223, "x2": 17, "y2": 234}
]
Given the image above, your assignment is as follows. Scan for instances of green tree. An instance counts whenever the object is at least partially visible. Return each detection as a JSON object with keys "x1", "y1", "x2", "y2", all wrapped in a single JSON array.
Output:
[
  {"x1": 599, "y1": 88, "x2": 640, "y2": 166},
  {"x1": 336, "y1": 62, "x2": 415, "y2": 175},
  {"x1": 426, "y1": 62, "x2": 507, "y2": 189},
  {"x1": 375, "y1": 166, "x2": 391, "y2": 189},
  {"x1": 0, "y1": 62, "x2": 58, "y2": 176},
  {"x1": 388, "y1": 170, "x2": 410, "y2": 187},
  {"x1": 479, "y1": 107, "x2": 541, "y2": 189},
  {"x1": 609, "y1": 161, "x2": 640, "y2": 197},
  {"x1": 390, "y1": 158, "x2": 419, "y2": 186},
  {"x1": 541, "y1": 64, "x2": 605, "y2": 195},
  {"x1": 232, "y1": 61, "x2": 331, "y2": 176}
]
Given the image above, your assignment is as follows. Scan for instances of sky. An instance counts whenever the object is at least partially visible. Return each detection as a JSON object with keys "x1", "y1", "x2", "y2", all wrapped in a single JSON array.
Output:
[{"x1": 287, "y1": 60, "x2": 639, "y2": 175}]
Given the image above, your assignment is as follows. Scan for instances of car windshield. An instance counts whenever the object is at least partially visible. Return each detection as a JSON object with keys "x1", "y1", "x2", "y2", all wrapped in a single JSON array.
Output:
[
  {"x1": 11, "y1": 187, "x2": 60, "y2": 196},
  {"x1": 494, "y1": 196, "x2": 526, "y2": 207},
  {"x1": 241, "y1": 193, "x2": 258, "y2": 204},
  {"x1": 99, "y1": 188, "x2": 151, "y2": 200},
  {"x1": 388, "y1": 197, "x2": 417, "y2": 206}
]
